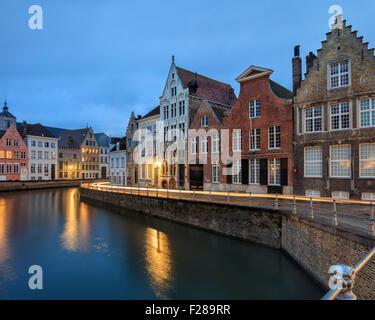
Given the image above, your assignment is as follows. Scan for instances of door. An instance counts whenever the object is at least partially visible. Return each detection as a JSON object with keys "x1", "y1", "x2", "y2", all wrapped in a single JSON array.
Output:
[
  {"x1": 101, "y1": 166, "x2": 107, "y2": 179},
  {"x1": 51, "y1": 164, "x2": 55, "y2": 180},
  {"x1": 178, "y1": 164, "x2": 185, "y2": 187},
  {"x1": 189, "y1": 164, "x2": 203, "y2": 190}
]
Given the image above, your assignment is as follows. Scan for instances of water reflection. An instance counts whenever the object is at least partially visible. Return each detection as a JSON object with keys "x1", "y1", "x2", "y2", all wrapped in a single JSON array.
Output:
[
  {"x1": 60, "y1": 189, "x2": 90, "y2": 252},
  {"x1": 144, "y1": 228, "x2": 173, "y2": 299}
]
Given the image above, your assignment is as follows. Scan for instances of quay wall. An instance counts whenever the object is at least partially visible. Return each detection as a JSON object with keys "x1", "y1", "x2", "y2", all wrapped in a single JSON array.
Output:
[{"x1": 80, "y1": 187, "x2": 375, "y2": 300}]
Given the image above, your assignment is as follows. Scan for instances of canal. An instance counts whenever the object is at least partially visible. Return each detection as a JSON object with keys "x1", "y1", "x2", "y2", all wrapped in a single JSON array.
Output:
[{"x1": 0, "y1": 188, "x2": 324, "y2": 299}]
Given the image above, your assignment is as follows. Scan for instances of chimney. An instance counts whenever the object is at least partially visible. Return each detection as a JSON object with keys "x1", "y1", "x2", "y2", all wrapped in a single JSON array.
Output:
[
  {"x1": 305, "y1": 52, "x2": 317, "y2": 75},
  {"x1": 23, "y1": 120, "x2": 27, "y2": 136},
  {"x1": 292, "y1": 45, "x2": 302, "y2": 95},
  {"x1": 116, "y1": 142, "x2": 120, "y2": 151}
]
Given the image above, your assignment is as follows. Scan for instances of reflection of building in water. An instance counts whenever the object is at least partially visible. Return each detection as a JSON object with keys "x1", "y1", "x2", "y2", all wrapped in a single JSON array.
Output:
[
  {"x1": 144, "y1": 228, "x2": 173, "y2": 299},
  {"x1": 61, "y1": 189, "x2": 90, "y2": 252}
]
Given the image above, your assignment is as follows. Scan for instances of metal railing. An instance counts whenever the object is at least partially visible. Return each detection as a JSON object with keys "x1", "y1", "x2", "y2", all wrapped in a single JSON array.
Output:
[
  {"x1": 322, "y1": 247, "x2": 375, "y2": 300},
  {"x1": 80, "y1": 182, "x2": 375, "y2": 238}
]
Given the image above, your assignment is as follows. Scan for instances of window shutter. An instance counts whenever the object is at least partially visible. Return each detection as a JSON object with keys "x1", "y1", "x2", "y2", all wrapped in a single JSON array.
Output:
[
  {"x1": 226, "y1": 163, "x2": 232, "y2": 184},
  {"x1": 241, "y1": 159, "x2": 249, "y2": 185},
  {"x1": 260, "y1": 159, "x2": 268, "y2": 185},
  {"x1": 280, "y1": 158, "x2": 288, "y2": 186}
]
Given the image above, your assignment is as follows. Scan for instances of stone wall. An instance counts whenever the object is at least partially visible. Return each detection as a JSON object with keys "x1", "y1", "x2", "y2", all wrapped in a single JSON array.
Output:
[{"x1": 80, "y1": 187, "x2": 375, "y2": 299}]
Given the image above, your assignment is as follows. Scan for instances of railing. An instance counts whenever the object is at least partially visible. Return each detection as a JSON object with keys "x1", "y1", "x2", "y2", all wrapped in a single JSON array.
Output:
[
  {"x1": 80, "y1": 182, "x2": 375, "y2": 239},
  {"x1": 321, "y1": 247, "x2": 375, "y2": 300}
]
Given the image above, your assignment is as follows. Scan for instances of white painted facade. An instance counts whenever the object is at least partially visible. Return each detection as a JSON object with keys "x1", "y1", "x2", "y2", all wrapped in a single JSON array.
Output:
[
  {"x1": 109, "y1": 147, "x2": 127, "y2": 186},
  {"x1": 25, "y1": 135, "x2": 59, "y2": 180},
  {"x1": 99, "y1": 146, "x2": 109, "y2": 178}
]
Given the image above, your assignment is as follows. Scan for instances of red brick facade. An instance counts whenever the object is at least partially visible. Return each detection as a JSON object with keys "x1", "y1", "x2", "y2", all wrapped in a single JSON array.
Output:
[
  {"x1": 188, "y1": 66, "x2": 294, "y2": 194},
  {"x1": 0, "y1": 125, "x2": 28, "y2": 181}
]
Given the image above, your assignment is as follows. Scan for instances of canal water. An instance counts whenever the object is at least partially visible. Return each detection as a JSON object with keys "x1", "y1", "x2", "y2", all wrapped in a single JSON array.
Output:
[{"x1": 0, "y1": 188, "x2": 324, "y2": 300}]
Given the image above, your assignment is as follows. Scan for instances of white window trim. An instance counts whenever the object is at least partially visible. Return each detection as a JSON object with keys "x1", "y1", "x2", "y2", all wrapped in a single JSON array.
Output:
[
  {"x1": 268, "y1": 158, "x2": 280, "y2": 186},
  {"x1": 232, "y1": 159, "x2": 242, "y2": 185},
  {"x1": 359, "y1": 98, "x2": 375, "y2": 128},
  {"x1": 232, "y1": 130, "x2": 242, "y2": 153},
  {"x1": 329, "y1": 102, "x2": 351, "y2": 131},
  {"x1": 212, "y1": 161, "x2": 220, "y2": 184},
  {"x1": 249, "y1": 159, "x2": 260, "y2": 185},
  {"x1": 304, "y1": 106, "x2": 323, "y2": 133},
  {"x1": 211, "y1": 133, "x2": 220, "y2": 154},
  {"x1": 306, "y1": 190, "x2": 321, "y2": 197},
  {"x1": 359, "y1": 143, "x2": 375, "y2": 178},
  {"x1": 329, "y1": 145, "x2": 352, "y2": 179},
  {"x1": 249, "y1": 129, "x2": 260, "y2": 151},
  {"x1": 200, "y1": 136, "x2": 208, "y2": 154},
  {"x1": 304, "y1": 146, "x2": 323, "y2": 178},
  {"x1": 332, "y1": 191, "x2": 349, "y2": 199},
  {"x1": 268, "y1": 126, "x2": 281, "y2": 150},
  {"x1": 327, "y1": 59, "x2": 351, "y2": 90}
]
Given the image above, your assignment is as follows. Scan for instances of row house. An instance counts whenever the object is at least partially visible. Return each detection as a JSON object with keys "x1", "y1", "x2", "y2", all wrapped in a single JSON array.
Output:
[
  {"x1": 0, "y1": 101, "x2": 28, "y2": 181},
  {"x1": 109, "y1": 138, "x2": 127, "y2": 185},
  {"x1": 159, "y1": 56, "x2": 237, "y2": 189},
  {"x1": 189, "y1": 66, "x2": 294, "y2": 194},
  {"x1": 293, "y1": 16, "x2": 375, "y2": 200},
  {"x1": 58, "y1": 127, "x2": 99, "y2": 179},
  {"x1": 18, "y1": 122, "x2": 58, "y2": 180},
  {"x1": 125, "y1": 112, "x2": 140, "y2": 185},
  {"x1": 136, "y1": 106, "x2": 160, "y2": 187},
  {"x1": 95, "y1": 133, "x2": 110, "y2": 179}
]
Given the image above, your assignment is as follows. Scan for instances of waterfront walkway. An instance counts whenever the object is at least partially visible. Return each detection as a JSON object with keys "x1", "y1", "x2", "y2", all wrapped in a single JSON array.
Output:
[{"x1": 81, "y1": 182, "x2": 375, "y2": 240}]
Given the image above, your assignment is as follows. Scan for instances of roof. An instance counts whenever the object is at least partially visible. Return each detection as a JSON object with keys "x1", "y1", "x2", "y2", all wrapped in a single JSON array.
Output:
[
  {"x1": 270, "y1": 80, "x2": 293, "y2": 99},
  {"x1": 0, "y1": 101, "x2": 16, "y2": 119},
  {"x1": 95, "y1": 133, "x2": 110, "y2": 147},
  {"x1": 110, "y1": 137, "x2": 121, "y2": 145},
  {"x1": 176, "y1": 67, "x2": 237, "y2": 106},
  {"x1": 59, "y1": 128, "x2": 90, "y2": 148},
  {"x1": 18, "y1": 123, "x2": 56, "y2": 139},
  {"x1": 0, "y1": 131, "x2": 5, "y2": 139},
  {"x1": 110, "y1": 137, "x2": 126, "y2": 152},
  {"x1": 44, "y1": 126, "x2": 68, "y2": 138},
  {"x1": 210, "y1": 104, "x2": 231, "y2": 124},
  {"x1": 141, "y1": 106, "x2": 160, "y2": 119}
]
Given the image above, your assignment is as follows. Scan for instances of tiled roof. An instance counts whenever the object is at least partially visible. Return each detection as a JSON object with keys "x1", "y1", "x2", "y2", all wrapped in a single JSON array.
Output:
[
  {"x1": 142, "y1": 106, "x2": 160, "y2": 119},
  {"x1": 95, "y1": 133, "x2": 110, "y2": 147},
  {"x1": 176, "y1": 67, "x2": 237, "y2": 106},
  {"x1": 110, "y1": 137, "x2": 126, "y2": 152},
  {"x1": 18, "y1": 123, "x2": 56, "y2": 138},
  {"x1": 210, "y1": 104, "x2": 231, "y2": 124},
  {"x1": 59, "y1": 128, "x2": 90, "y2": 148},
  {"x1": 270, "y1": 80, "x2": 293, "y2": 99},
  {"x1": 0, "y1": 131, "x2": 6, "y2": 139}
]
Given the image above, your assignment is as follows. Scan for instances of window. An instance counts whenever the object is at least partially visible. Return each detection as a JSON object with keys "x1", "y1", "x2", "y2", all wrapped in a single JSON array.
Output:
[
  {"x1": 38, "y1": 151, "x2": 42, "y2": 159},
  {"x1": 191, "y1": 137, "x2": 198, "y2": 155},
  {"x1": 14, "y1": 164, "x2": 19, "y2": 174},
  {"x1": 331, "y1": 102, "x2": 350, "y2": 130},
  {"x1": 38, "y1": 164, "x2": 42, "y2": 173},
  {"x1": 38, "y1": 142, "x2": 42, "y2": 147},
  {"x1": 31, "y1": 141, "x2": 36, "y2": 147},
  {"x1": 171, "y1": 87, "x2": 177, "y2": 96},
  {"x1": 212, "y1": 133, "x2": 219, "y2": 153},
  {"x1": 268, "y1": 126, "x2": 280, "y2": 149},
  {"x1": 171, "y1": 124, "x2": 177, "y2": 141},
  {"x1": 249, "y1": 129, "x2": 260, "y2": 151},
  {"x1": 51, "y1": 143, "x2": 55, "y2": 148},
  {"x1": 178, "y1": 123, "x2": 185, "y2": 138},
  {"x1": 201, "y1": 116, "x2": 208, "y2": 127},
  {"x1": 45, "y1": 142, "x2": 49, "y2": 148},
  {"x1": 179, "y1": 101, "x2": 185, "y2": 116},
  {"x1": 171, "y1": 103, "x2": 177, "y2": 118},
  {"x1": 31, "y1": 150, "x2": 36, "y2": 159},
  {"x1": 268, "y1": 158, "x2": 280, "y2": 185},
  {"x1": 0, "y1": 151, "x2": 4, "y2": 158},
  {"x1": 304, "y1": 147, "x2": 322, "y2": 177},
  {"x1": 249, "y1": 100, "x2": 260, "y2": 118},
  {"x1": 6, "y1": 164, "x2": 12, "y2": 174},
  {"x1": 45, "y1": 151, "x2": 49, "y2": 159},
  {"x1": 163, "y1": 106, "x2": 169, "y2": 120},
  {"x1": 360, "y1": 98, "x2": 375, "y2": 128},
  {"x1": 249, "y1": 159, "x2": 260, "y2": 185},
  {"x1": 14, "y1": 152, "x2": 18, "y2": 159},
  {"x1": 329, "y1": 60, "x2": 350, "y2": 89},
  {"x1": 44, "y1": 164, "x2": 49, "y2": 174},
  {"x1": 31, "y1": 164, "x2": 36, "y2": 173},
  {"x1": 232, "y1": 130, "x2": 241, "y2": 152},
  {"x1": 233, "y1": 160, "x2": 242, "y2": 184},
  {"x1": 200, "y1": 136, "x2": 208, "y2": 154},
  {"x1": 21, "y1": 152, "x2": 26, "y2": 159},
  {"x1": 362, "y1": 193, "x2": 375, "y2": 201},
  {"x1": 306, "y1": 190, "x2": 321, "y2": 197},
  {"x1": 360, "y1": 143, "x2": 375, "y2": 178},
  {"x1": 6, "y1": 139, "x2": 11, "y2": 146},
  {"x1": 6, "y1": 151, "x2": 12, "y2": 159},
  {"x1": 212, "y1": 161, "x2": 220, "y2": 184},
  {"x1": 332, "y1": 191, "x2": 349, "y2": 199},
  {"x1": 305, "y1": 106, "x2": 322, "y2": 132},
  {"x1": 52, "y1": 152, "x2": 55, "y2": 160},
  {"x1": 330, "y1": 145, "x2": 351, "y2": 178},
  {"x1": 0, "y1": 164, "x2": 4, "y2": 174},
  {"x1": 14, "y1": 140, "x2": 18, "y2": 147}
]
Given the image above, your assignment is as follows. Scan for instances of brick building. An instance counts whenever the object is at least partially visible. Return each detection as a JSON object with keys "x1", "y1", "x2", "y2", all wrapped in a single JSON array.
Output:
[
  {"x1": 293, "y1": 17, "x2": 375, "y2": 200},
  {"x1": 188, "y1": 66, "x2": 293, "y2": 193}
]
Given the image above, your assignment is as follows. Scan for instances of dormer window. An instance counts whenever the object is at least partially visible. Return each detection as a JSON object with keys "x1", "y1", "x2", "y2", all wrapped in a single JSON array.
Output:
[
  {"x1": 201, "y1": 115, "x2": 208, "y2": 127},
  {"x1": 171, "y1": 87, "x2": 177, "y2": 96},
  {"x1": 328, "y1": 60, "x2": 350, "y2": 89}
]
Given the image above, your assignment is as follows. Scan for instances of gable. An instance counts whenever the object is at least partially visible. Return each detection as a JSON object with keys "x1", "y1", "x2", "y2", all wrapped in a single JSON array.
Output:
[
  {"x1": 235, "y1": 66, "x2": 273, "y2": 83},
  {"x1": 295, "y1": 20, "x2": 375, "y2": 104}
]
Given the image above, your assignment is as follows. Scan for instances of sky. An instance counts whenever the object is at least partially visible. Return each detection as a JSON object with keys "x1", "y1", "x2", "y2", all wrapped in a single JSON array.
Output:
[{"x1": 1, "y1": 0, "x2": 375, "y2": 137}]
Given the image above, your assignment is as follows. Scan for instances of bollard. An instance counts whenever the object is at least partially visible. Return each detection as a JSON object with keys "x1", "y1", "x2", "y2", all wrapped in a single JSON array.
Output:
[
  {"x1": 309, "y1": 196, "x2": 314, "y2": 219},
  {"x1": 179, "y1": 188, "x2": 181, "y2": 201},
  {"x1": 274, "y1": 194, "x2": 279, "y2": 210},
  {"x1": 193, "y1": 190, "x2": 196, "y2": 201},
  {"x1": 332, "y1": 199, "x2": 338, "y2": 227},
  {"x1": 147, "y1": 186, "x2": 149, "y2": 197},
  {"x1": 227, "y1": 191, "x2": 230, "y2": 205},
  {"x1": 156, "y1": 187, "x2": 158, "y2": 198},
  {"x1": 209, "y1": 189, "x2": 211, "y2": 203},
  {"x1": 293, "y1": 194, "x2": 297, "y2": 215},
  {"x1": 249, "y1": 192, "x2": 252, "y2": 207},
  {"x1": 167, "y1": 187, "x2": 169, "y2": 199},
  {"x1": 138, "y1": 184, "x2": 140, "y2": 196},
  {"x1": 369, "y1": 203, "x2": 375, "y2": 237}
]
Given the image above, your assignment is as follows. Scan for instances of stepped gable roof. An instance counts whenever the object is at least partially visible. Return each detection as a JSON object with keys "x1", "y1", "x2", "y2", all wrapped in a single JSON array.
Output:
[{"x1": 176, "y1": 67, "x2": 237, "y2": 106}]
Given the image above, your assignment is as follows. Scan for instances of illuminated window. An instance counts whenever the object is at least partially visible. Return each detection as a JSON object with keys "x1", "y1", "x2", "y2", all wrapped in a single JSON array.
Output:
[
  {"x1": 6, "y1": 151, "x2": 12, "y2": 159},
  {"x1": 304, "y1": 147, "x2": 322, "y2": 178},
  {"x1": 332, "y1": 191, "x2": 349, "y2": 199},
  {"x1": 360, "y1": 143, "x2": 375, "y2": 178},
  {"x1": 330, "y1": 145, "x2": 351, "y2": 178},
  {"x1": 268, "y1": 158, "x2": 280, "y2": 186}
]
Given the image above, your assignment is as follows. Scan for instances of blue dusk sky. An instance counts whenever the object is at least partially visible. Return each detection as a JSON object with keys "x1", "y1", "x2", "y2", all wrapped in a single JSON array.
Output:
[{"x1": 1, "y1": 0, "x2": 374, "y2": 137}]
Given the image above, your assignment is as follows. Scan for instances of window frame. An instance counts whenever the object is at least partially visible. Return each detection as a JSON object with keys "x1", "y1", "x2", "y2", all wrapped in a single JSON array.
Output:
[
  {"x1": 329, "y1": 145, "x2": 351, "y2": 178},
  {"x1": 330, "y1": 102, "x2": 350, "y2": 131},
  {"x1": 359, "y1": 143, "x2": 375, "y2": 178},
  {"x1": 304, "y1": 146, "x2": 323, "y2": 178},
  {"x1": 305, "y1": 106, "x2": 322, "y2": 133},
  {"x1": 249, "y1": 99, "x2": 260, "y2": 119},
  {"x1": 249, "y1": 159, "x2": 260, "y2": 185},
  {"x1": 328, "y1": 59, "x2": 351, "y2": 90},
  {"x1": 212, "y1": 161, "x2": 220, "y2": 184},
  {"x1": 360, "y1": 98, "x2": 375, "y2": 128},
  {"x1": 232, "y1": 130, "x2": 242, "y2": 153},
  {"x1": 268, "y1": 158, "x2": 281, "y2": 186},
  {"x1": 268, "y1": 126, "x2": 281, "y2": 150},
  {"x1": 249, "y1": 129, "x2": 260, "y2": 151}
]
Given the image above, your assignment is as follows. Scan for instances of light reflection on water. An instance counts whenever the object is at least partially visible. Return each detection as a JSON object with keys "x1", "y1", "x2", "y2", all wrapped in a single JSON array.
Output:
[{"x1": 0, "y1": 188, "x2": 324, "y2": 300}]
